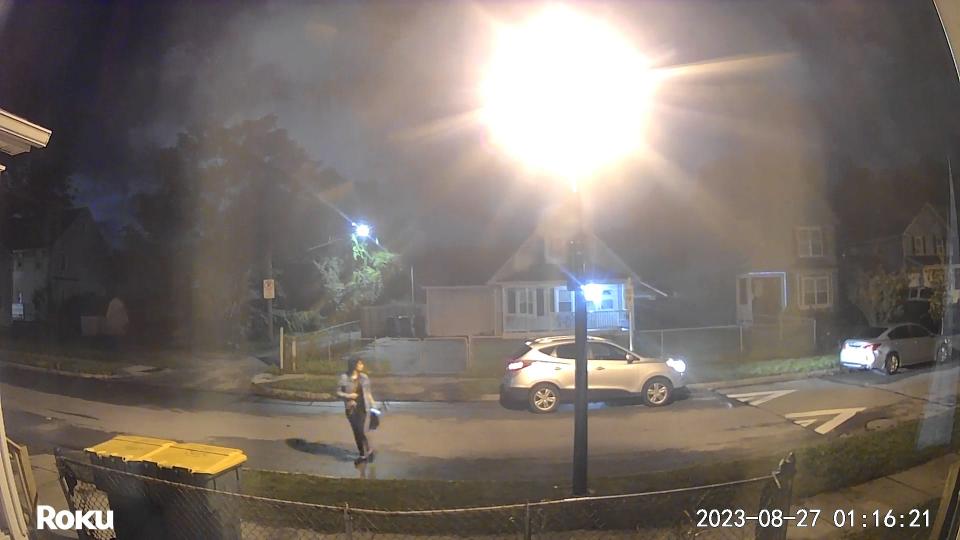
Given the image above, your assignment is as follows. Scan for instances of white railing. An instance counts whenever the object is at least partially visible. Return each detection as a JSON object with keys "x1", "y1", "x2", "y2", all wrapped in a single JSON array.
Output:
[{"x1": 504, "y1": 310, "x2": 628, "y2": 333}]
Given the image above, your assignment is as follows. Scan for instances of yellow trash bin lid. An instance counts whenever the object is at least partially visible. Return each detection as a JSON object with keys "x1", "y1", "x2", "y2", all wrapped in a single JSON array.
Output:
[
  {"x1": 149, "y1": 443, "x2": 247, "y2": 475},
  {"x1": 85, "y1": 435, "x2": 175, "y2": 462}
]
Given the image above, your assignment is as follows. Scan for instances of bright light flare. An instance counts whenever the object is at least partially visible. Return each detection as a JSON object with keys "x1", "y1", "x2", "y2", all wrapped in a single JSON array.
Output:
[
  {"x1": 353, "y1": 222, "x2": 372, "y2": 238},
  {"x1": 582, "y1": 283, "x2": 604, "y2": 305},
  {"x1": 481, "y1": 6, "x2": 658, "y2": 184}
]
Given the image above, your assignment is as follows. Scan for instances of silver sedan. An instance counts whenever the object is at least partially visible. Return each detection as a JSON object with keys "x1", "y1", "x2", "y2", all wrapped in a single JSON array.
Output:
[
  {"x1": 840, "y1": 323, "x2": 937, "y2": 374},
  {"x1": 499, "y1": 335, "x2": 687, "y2": 413}
]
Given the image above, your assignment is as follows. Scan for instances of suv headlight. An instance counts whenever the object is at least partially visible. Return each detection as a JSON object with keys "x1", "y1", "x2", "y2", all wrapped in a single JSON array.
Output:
[{"x1": 666, "y1": 358, "x2": 687, "y2": 374}]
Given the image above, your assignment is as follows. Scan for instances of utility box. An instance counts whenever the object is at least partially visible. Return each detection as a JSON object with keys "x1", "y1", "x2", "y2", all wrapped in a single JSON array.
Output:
[{"x1": 85, "y1": 435, "x2": 175, "y2": 539}]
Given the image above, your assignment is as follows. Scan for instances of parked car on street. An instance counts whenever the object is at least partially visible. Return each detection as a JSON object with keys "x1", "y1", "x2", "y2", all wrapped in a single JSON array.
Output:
[
  {"x1": 840, "y1": 323, "x2": 939, "y2": 374},
  {"x1": 499, "y1": 335, "x2": 688, "y2": 413}
]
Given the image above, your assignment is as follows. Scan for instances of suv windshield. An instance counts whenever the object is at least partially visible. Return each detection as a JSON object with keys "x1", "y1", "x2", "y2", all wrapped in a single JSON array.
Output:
[{"x1": 3, "y1": 1, "x2": 960, "y2": 538}]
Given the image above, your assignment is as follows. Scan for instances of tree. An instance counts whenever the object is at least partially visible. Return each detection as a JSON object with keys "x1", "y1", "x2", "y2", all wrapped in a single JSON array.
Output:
[
  {"x1": 927, "y1": 268, "x2": 947, "y2": 328},
  {"x1": 119, "y1": 115, "x2": 390, "y2": 344},
  {"x1": 851, "y1": 266, "x2": 910, "y2": 325},
  {"x1": 313, "y1": 236, "x2": 400, "y2": 323}
]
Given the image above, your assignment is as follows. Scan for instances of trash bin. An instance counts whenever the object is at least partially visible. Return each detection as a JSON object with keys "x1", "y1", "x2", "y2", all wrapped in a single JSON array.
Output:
[
  {"x1": 143, "y1": 442, "x2": 247, "y2": 540},
  {"x1": 395, "y1": 316, "x2": 414, "y2": 337},
  {"x1": 85, "y1": 435, "x2": 175, "y2": 539}
]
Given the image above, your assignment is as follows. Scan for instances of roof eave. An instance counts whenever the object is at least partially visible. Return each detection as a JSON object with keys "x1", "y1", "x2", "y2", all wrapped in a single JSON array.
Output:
[{"x1": 0, "y1": 109, "x2": 52, "y2": 155}]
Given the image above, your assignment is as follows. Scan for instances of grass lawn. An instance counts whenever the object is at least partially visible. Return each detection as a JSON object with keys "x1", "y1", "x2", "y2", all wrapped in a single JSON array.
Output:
[
  {"x1": 691, "y1": 354, "x2": 838, "y2": 383},
  {"x1": 0, "y1": 351, "x2": 123, "y2": 376},
  {"x1": 262, "y1": 375, "x2": 340, "y2": 395},
  {"x1": 0, "y1": 338, "x2": 206, "y2": 369},
  {"x1": 244, "y1": 408, "x2": 960, "y2": 506},
  {"x1": 467, "y1": 338, "x2": 526, "y2": 378},
  {"x1": 262, "y1": 374, "x2": 501, "y2": 401}
]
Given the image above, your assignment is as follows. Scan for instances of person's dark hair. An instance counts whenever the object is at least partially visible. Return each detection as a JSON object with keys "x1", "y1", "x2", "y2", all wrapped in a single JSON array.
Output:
[{"x1": 345, "y1": 357, "x2": 362, "y2": 375}]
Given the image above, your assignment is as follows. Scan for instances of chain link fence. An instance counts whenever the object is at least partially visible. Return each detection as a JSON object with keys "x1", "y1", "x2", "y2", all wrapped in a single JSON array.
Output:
[
  {"x1": 283, "y1": 321, "x2": 364, "y2": 372},
  {"x1": 53, "y1": 451, "x2": 796, "y2": 539}
]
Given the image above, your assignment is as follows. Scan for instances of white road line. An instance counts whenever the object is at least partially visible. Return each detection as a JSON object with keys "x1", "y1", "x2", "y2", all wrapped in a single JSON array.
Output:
[
  {"x1": 784, "y1": 407, "x2": 866, "y2": 435},
  {"x1": 723, "y1": 389, "x2": 797, "y2": 406}
]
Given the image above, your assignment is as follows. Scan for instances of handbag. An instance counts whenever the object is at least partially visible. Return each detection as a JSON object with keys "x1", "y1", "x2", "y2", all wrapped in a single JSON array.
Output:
[{"x1": 369, "y1": 407, "x2": 382, "y2": 430}]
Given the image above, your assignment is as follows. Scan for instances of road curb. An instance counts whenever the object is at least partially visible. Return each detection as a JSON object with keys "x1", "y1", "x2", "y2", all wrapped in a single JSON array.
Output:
[
  {"x1": 688, "y1": 368, "x2": 843, "y2": 391},
  {"x1": 251, "y1": 382, "x2": 336, "y2": 402},
  {"x1": 0, "y1": 360, "x2": 129, "y2": 380},
  {"x1": 250, "y1": 379, "x2": 496, "y2": 403}
]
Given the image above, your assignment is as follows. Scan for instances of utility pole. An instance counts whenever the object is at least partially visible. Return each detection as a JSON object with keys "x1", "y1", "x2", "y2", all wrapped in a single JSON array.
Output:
[
  {"x1": 266, "y1": 246, "x2": 274, "y2": 342},
  {"x1": 570, "y1": 187, "x2": 589, "y2": 496},
  {"x1": 410, "y1": 265, "x2": 416, "y2": 303}
]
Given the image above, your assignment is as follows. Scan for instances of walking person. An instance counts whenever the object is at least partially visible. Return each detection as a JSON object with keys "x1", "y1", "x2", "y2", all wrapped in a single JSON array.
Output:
[{"x1": 337, "y1": 357, "x2": 376, "y2": 465}]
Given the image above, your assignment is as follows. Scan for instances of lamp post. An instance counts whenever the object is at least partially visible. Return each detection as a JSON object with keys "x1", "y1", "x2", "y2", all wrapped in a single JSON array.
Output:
[{"x1": 481, "y1": 6, "x2": 657, "y2": 495}]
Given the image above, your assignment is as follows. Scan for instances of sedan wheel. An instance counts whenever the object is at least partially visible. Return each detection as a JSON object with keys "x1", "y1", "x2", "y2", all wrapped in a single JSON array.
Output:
[
  {"x1": 884, "y1": 353, "x2": 900, "y2": 375},
  {"x1": 642, "y1": 378, "x2": 673, "y2": 407},
  {"x1": 528, "y1": 383, "x2": 560, "y2": 414}
]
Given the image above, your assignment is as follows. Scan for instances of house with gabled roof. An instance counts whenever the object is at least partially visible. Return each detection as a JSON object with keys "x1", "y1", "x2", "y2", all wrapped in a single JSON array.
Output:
[
  {"x1": 423, "y1": 211, "x2": 667, "y2": 339},
  {"x1": 6, "y1": 207, "x2": 109, "y2": 322}
]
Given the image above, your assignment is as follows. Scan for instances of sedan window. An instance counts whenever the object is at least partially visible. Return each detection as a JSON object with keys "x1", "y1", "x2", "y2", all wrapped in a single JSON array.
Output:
[
  {"x1": 555, "y1": 344, "x2": 577, "y2": 359},
  {"x1": 888, "y1": 326, "x2": 911, "y2": 340},
  {"x1": 909, "y1": 325, "x2": 932, "y2": 338}
]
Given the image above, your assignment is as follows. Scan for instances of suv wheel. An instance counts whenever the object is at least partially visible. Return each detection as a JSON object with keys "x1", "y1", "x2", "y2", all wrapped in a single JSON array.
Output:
[
  {"x1": 642, "y1": 377, "x2": 673, "y2": 407},
  {"x1": 528, "y1": 383, "x2": 560, "y2": 414},
  {"x1": 884, "y1": 353, "x2": 900, "y2": 375}
]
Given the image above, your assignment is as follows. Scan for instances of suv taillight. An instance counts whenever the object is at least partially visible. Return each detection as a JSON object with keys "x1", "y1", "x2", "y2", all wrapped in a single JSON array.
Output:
[{"x1": 506, "y1": 360, "x2": 532, "y2": 371}]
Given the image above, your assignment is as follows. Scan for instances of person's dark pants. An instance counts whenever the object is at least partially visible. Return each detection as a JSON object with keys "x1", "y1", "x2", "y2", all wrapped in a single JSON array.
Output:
[{"x1": 347, "y1": 411, "x2": 369, "y2": 457}]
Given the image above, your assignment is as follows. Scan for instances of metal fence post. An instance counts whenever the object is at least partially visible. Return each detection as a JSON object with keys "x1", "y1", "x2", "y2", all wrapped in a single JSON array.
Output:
[
  {"x1": 739, "y1": 324, "x2": 744, "y2": 355},
  {"x1": 524, "y1": 502, "x2": 532, "y2": 540},
  {"x1": 344, "y1": 503, "x2": 353, "y2": 539},
  {"x1": 279, "y1": 326, "x2": 284, "y2": 372},
  {"x1": 756, "y1": 452, "x2": 796, "y2": 540},
  {"x1": 291, "y1": 339, "x2": 297, "y2": 372},
  {"x1": 659, "y1": 330, "x2": 664, "y2": 357}
]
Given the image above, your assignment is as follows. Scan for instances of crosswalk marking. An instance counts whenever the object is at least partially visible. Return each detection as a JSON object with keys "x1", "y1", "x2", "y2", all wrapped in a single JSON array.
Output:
[
  {"x1": 723, "y1": 389, "x2": 797, "y2": 406},
  {"x1": 784, "y1": 407, "x2": 866, "y2": 435}
]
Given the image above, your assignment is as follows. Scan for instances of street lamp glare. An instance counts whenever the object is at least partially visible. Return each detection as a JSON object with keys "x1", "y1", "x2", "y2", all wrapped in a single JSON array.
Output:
[
  {"x1": 481, "y1": 6, "x2": 658, "y2": 184},
  {"x1": 354, "y1": 223, "x2": 372, "y2": 239}
]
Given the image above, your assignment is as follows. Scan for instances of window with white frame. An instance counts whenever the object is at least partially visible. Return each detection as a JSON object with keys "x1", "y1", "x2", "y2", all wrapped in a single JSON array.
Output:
[
  {"x1": 507, "y1": 287, "x2": 551, "y2": 316},
  {"x1": 799, "y1": 274, "x2": 831, "y2": 308},
  {"x1": 796, "y1": 227, "x2": 824, "y2": 258},
  {"x1": 913, "y1": 236, "x2": 926, "y2": 256},
  {"x1": 601, "y1": 289, "x2": 615, "y2": 310},
  {"x1": 555, "y1": 286, "x2": 573, "y2": 312}
]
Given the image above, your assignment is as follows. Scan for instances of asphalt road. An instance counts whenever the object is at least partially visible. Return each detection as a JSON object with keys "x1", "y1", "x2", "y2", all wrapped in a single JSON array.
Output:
[{"x1": 3, "y1": 361, "x2": 958, "y2": 481}]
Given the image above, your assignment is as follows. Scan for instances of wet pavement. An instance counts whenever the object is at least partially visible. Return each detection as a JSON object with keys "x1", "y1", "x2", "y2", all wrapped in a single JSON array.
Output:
[{"x1": 3, "y1": 361, "x2": 959, "y2": 481}]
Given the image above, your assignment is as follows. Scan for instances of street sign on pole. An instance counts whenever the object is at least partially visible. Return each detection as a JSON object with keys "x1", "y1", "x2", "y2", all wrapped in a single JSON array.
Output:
[{"x1": 263, "y1": 279, "x2": 276, "y2": 300}]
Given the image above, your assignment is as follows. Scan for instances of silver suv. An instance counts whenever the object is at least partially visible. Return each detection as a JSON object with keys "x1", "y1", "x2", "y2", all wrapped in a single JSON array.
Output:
[{"x1": 499, "y1": 335, "x2": 688, "y2": 413}]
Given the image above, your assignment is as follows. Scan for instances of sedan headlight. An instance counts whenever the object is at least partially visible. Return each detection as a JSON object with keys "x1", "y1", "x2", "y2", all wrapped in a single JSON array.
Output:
[{"x1": 666, "y1": 358, "x2": 687, "y2": 374}]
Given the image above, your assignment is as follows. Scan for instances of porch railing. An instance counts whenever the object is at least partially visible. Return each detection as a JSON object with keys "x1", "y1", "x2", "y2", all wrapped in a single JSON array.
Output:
[{"x1": 504, "y1": 310, "x2": 628, "y2": 333}]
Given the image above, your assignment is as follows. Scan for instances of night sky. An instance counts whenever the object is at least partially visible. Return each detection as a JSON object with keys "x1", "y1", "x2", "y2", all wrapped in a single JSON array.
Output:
[{"x1": 1, "y1": 0, "x2": 959, "y2": 274}]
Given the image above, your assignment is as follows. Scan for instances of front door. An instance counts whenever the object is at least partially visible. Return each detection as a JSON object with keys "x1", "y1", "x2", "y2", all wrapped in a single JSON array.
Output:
[
  {"x1": 587, "y1": 342, "x2": 639, "y2": 397},
  {"x1": 737, "y1": 274, "x2": 786, "y2": 324}
]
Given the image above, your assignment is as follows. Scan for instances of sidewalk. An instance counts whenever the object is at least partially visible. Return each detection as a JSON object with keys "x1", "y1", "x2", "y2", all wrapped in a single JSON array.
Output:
[
  {"x1": 31, "y1": 453, "x2": 76, "y2": 539},
  {"x1": 788, "y1": 452, "x2": 956, "y2": 538}
]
